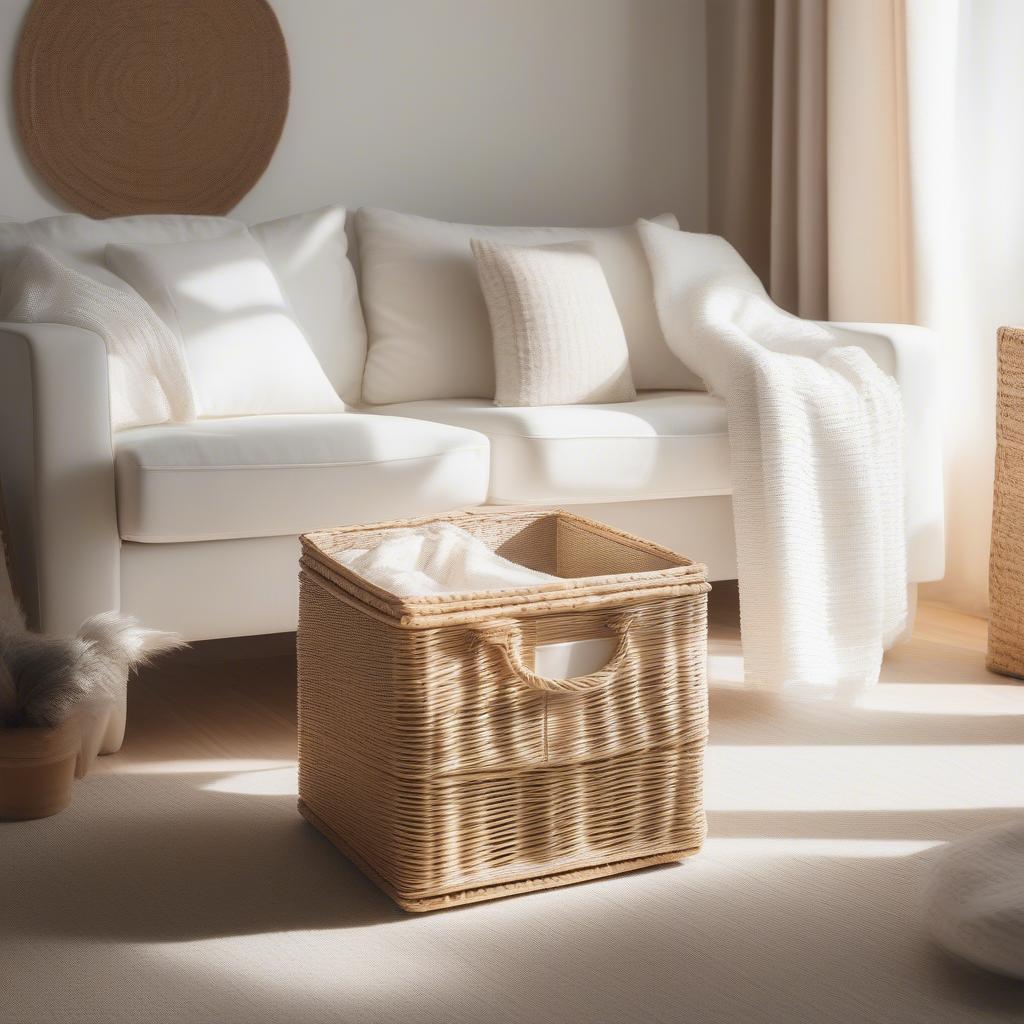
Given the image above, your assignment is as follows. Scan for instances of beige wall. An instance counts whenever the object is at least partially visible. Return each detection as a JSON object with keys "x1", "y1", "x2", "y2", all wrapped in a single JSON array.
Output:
[{"x1": 0, "y1": 0, "x2": 707, "y2": 228}]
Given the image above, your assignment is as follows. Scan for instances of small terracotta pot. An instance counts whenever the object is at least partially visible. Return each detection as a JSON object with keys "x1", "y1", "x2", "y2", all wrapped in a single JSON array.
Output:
[{"x1": 0, "y1": 719, "x2": 81, "y2": 820}]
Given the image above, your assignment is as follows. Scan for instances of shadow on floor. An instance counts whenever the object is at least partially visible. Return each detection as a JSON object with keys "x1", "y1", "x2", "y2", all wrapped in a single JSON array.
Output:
[
  {"x1": 0, "y1": 773, "x2": 406, "y2": 942},
  {"x1": 927, "y1": 946, "x2": 1024, "y2": 1015},
  {"x1": 3, "y1": 769, "x2": 1023, "y2": 1022}
]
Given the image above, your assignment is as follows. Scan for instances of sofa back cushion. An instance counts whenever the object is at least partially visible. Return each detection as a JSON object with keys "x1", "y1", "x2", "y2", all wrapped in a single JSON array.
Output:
[
  {"x1": 107, "y1": 230, "x2": 345, "y2": 419},
  {"x1": 355, "y1": 208, "x2": 701, "y2": 405},
  {"x1": 0, "y1": 205, "x2": 367, "y2": 404}
]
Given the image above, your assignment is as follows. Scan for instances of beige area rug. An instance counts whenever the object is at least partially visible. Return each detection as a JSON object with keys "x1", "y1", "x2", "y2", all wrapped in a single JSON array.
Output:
[{"x1": 2, "y1": 632, "x2": 1023, "y2": 1023}]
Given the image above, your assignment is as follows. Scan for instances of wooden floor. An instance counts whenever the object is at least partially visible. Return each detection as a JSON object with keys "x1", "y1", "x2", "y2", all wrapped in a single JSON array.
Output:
[{"x1": 93, "y1": 630, "x2": 300, "y2": 776}]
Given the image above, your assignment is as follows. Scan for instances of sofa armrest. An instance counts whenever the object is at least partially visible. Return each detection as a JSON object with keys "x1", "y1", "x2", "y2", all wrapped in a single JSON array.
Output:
[
  {"x1": 821, "y1": 321, "x2": 945, "y2": 583},
  {"x1": 0, "y1": 322, "x2": 120, "y2": 632}
]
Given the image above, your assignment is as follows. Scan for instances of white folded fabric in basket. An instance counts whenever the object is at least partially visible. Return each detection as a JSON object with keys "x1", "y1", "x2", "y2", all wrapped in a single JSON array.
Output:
[{"x1": 334, "y1": 523, "x2": 560, "y2": 597}]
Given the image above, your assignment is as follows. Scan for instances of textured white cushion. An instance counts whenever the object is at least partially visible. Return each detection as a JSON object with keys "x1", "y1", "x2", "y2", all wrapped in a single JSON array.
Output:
[
  {"x1": 114, "y1": 414, "x2": 490, "y2": 543},
  {"x1": 928, "y1": 822, "x2": 1024, "y2": 979},
  {"x1": 0, "y1": 206, "x2": 367, "y2": 402},
  {"x1": 366, "y1": 391, "x2": 730, "y2": 504},
  {"x1": 356, "y1": 208, "x2": 699, "y2": 404},
  {"x1": 106, "y1": 231, "x2": 344, "y2": 418},
  {"x1": 472, "y1": 239, "x2": 636, "y2": 407}
]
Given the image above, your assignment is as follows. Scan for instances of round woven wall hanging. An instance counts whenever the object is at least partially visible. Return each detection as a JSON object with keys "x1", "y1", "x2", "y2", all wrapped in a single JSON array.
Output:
[{"x1": 14, "y1": 0, "x2": 290, "y2": 217}]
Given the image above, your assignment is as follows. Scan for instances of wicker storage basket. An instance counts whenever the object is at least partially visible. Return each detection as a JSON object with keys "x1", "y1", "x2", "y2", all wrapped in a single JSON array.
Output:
[
  {"x1": 989, "y1": 326, "x2": 1024, "y2": 676},
  {"x1": 297, "y1": 508, "x2": 709, "y2": 911}
]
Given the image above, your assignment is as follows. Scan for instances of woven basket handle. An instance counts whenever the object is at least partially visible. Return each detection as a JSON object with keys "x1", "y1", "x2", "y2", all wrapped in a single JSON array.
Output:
[{"x1": 471, "y1": 612, "x2": 637, "y2": 693}]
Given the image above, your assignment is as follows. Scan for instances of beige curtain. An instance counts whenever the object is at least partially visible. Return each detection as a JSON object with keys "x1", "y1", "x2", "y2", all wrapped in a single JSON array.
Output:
[
  {"x1": 708, "y1": 0, "x2": 913, "y2": 324},
  {"x1": 707, "y1": 0, "x2": 828, "y2": 319},
  {"x1": 709, "y1": 0, "x2": 1018, "y2": 617}
]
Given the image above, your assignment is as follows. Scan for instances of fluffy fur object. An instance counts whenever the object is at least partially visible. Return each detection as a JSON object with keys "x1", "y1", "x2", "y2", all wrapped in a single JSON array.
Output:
[{"x1": 0, "y1": 612, "x2": 184, "y2": 729}]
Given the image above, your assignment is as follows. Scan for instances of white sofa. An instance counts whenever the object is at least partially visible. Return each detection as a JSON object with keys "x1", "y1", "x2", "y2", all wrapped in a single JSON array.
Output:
[{"x1": 0, "y1": 207, "x2": 945, "y2": 641}]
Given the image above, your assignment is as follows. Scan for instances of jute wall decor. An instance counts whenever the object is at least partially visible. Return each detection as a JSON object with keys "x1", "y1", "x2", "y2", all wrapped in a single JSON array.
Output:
[{"x1": 14, "y1": 0, "x2": 290, "y2": 217}]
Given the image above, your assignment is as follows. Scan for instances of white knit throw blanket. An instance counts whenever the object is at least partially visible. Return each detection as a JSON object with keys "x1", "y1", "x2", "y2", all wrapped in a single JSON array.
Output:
[
  {"x1": 0, "y1": 245, "x2": 195, "y2": 430},
  {"x1": 639, "y1": 220, "x2": 907, "y2": 693}
]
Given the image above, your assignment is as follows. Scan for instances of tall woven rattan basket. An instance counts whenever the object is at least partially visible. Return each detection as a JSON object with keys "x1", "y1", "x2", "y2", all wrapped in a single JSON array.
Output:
[
  {"x1": 297, "y1": 508, "x2": 710, "y2": 911},
  {"x1": 989, "y1": 326, "x2": 1024, "y2": 677}
]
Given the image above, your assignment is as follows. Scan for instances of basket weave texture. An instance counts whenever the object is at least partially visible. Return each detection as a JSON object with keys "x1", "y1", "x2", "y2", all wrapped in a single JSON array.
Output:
[
  {"x1": 298, "y1": 508, "x2": 710, "y2": 911},
  {"x1": 989, "y1": 327, "x2": 1024, "y2": 676}
]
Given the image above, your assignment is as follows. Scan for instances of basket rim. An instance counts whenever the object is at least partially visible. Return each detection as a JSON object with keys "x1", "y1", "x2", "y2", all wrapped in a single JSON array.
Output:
[{"x1": 300, "y1": 507, "x2": 709, "y2": 628}]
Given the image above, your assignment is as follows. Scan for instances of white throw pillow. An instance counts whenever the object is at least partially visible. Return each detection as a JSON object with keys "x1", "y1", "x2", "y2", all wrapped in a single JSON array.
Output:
[
  {"x1": 106, "y1": 230, "x2": 345, "y2": 418},
  {"x1": 356, "y1": 208, "x2": 699, "y2": 404},
  {"x1": 0, "y1": 205, "x2": 367, "y2": 405},
  {"x1": 472, "y1": 239, "x2": 636, "y2": 407}
]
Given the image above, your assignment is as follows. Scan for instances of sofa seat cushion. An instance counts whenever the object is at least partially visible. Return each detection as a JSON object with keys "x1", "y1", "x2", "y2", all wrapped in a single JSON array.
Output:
[
  {"x1": 367, "y1": 391, "x2": 731, "y2": 505},
  {"x1": 114, "y1": 414, "x2": 489, "y2": 543}
]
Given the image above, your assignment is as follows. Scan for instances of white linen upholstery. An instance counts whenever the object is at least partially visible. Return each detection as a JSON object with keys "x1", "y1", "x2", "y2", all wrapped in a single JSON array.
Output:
[
  {"x1": 356, "y1": 208, "x2": 698, "y2": 403},
  {"x1": 106, "y1": 231, "x2": 344, "y2": 418},
  {"x1": 824, "y1": 321, "x2": 946, "y2": 583},
  {"x1": 113, "y1": 414, "x2": 490, "y2": 543},
  {"x1": 118, "y1": 498, "x2": 741, "y2": 640},
  {"x1": 472, "y1": 239, "x2": 636, "y2": 407},
  {"x1": 0, "y1": 205, "x2": 946, "y2": 643},
  {"x1": 366, "y1": 392, "x2": 731, "y2": 505},
  {"x1": 0, "y1": 206, "x2": 366, "y2": 402},
  {"x1": 120, "y1": 536, "x2": 304, "y2": 641},
  {"x1": 0, "y1": 322, "x2": 119, "y2": 635}
]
